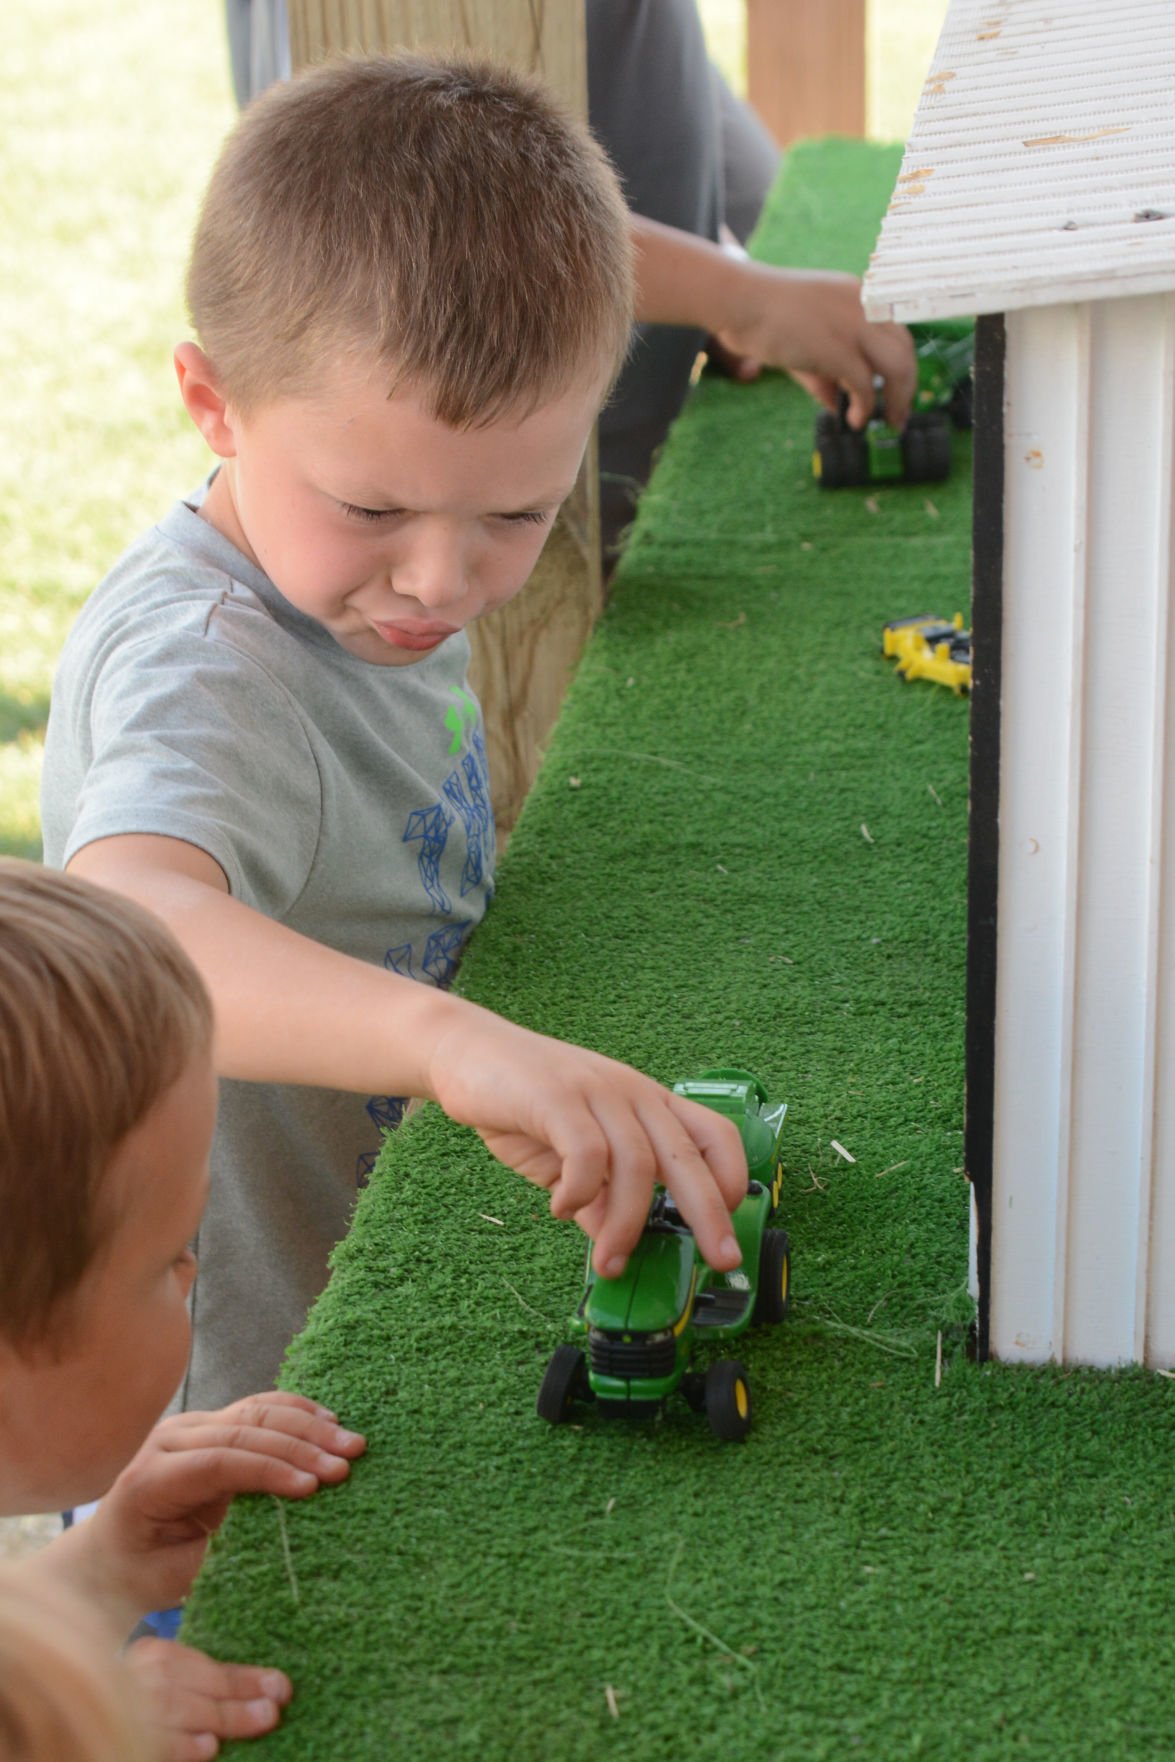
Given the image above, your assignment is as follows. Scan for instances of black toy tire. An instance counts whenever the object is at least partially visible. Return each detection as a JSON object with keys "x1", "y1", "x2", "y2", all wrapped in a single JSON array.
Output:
[
  {"x1": 681, "y1": 1371, "x2": 707, "y2": 1414},
  {"x1": 816, "y1": 431, "x2": 869, "y2": 489},
  {"x1": 949, "y1": 374, "x2": 974, "y2": 430},
  {"x1": 753, "y1": 1229, "x2": 792, "y2": 1326},
  {"x1": 536, "y1": 1345, "x2": 587, "y2": 1424},
  {"x1": 705, "y1": 1358, "x2": 753, "y2": 1442},
  {"x1": 902, "y1": 417, "x2": 952, "y2": 484}
]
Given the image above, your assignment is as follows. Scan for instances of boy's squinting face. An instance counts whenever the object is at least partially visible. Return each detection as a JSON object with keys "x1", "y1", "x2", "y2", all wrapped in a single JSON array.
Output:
[
  {"x1": 182, "y1": 351, "x2": 605, "y2": 667},
  {"x1": 0, "y1": 1054, "x2": 215, "y2": 1514}
]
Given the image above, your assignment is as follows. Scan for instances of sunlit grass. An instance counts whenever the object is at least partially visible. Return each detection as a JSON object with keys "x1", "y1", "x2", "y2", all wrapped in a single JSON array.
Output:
[
  {"x1": 0, "y1": 0, "x2": 232, "y2": 856},
  {"x1": 2, "y1": 1, "x2": 949, "y2": 859}
]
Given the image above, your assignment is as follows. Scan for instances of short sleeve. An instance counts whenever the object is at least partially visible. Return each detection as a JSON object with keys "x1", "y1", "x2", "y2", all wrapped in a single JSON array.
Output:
[{"x1": 66, "y1": 630, "x2": 323, "y2": 921}]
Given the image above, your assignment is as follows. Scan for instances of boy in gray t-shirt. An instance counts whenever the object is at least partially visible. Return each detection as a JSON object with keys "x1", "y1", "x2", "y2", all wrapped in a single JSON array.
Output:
[{"x1": 41, "y1": 54, "x2": 749, "y2": 1417}]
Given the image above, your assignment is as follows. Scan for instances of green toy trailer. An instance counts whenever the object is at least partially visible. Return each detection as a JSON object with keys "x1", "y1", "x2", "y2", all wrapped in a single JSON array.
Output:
[
  {"x1": 536, "y1": 1070, "x2": 790, "y2": 1442},
  {"x1": 812, "y1": 320, "x2": 973, "y2": 489}
]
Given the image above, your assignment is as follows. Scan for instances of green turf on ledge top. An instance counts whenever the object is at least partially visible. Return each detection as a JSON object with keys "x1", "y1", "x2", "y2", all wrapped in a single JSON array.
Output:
[{"x1": 184, "y1": 142, "x2": 1175, "y2": 1761}]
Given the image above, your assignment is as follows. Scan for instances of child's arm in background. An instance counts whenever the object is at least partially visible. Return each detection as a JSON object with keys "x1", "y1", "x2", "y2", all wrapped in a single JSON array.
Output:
[
  {"x1": 68, "y1": 834, "x2": 748, "y2": 1277},
  {"x1": 23, "y1": 1392, "x2": 366, "y2": 1760},
  {"x1": 630, "y1": 213, "x2": 916, "y2": 431}
]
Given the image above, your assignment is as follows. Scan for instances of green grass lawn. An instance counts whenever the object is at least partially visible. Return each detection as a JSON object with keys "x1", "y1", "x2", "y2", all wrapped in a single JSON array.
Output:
[
  {"x1": 0, "y1": 0, "x2": 233, "y2": 856},
  {"x1": 0, "y1": 0, "x2": 948, "y2": 859}
]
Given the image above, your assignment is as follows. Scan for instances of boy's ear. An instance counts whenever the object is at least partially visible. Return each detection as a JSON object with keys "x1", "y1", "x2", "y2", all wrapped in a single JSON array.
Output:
[{"x1": 174, "y1": 343, "x2": 239, "y2": 458}]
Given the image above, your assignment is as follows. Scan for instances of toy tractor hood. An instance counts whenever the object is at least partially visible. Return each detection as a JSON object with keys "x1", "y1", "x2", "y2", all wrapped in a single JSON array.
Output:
[{"x1": 584, "y1": 1225, "x2": 696, "y2": 1337}]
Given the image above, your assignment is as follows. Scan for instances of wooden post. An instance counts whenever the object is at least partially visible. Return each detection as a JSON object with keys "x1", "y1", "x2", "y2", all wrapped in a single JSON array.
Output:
[
  {"x1": 745, "y1": 0, "x2": 866, "y2": 146},
  {"x1": 286, "y1": 0, "x2": 601, "y2": 835}
]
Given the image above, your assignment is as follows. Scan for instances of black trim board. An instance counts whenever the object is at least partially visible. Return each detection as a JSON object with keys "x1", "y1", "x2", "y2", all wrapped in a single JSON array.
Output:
[{"x1": 966, "y1": 313, "x2": 1005, "y2": 1362}]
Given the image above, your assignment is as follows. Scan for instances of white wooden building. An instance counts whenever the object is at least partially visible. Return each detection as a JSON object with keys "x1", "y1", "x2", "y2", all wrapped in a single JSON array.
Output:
[{"x1": 863, "y1": 0, "x2": 1175, "y2": 1368}]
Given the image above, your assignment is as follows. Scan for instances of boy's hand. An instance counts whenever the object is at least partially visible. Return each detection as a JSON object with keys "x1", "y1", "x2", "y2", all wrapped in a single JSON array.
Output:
[
  {"x1": 77, "y1": 1392, "x2": 365, "y2": 1626},
  {"x1": 713, "y1": 260, "x2": 915, "y2": 431},
  {"x1": 426, "y1": 1009, "x2": 748, "y2": 1276},
  {"x1": 126, "y1": 1638, "x2": 292, "y2": 1761}
]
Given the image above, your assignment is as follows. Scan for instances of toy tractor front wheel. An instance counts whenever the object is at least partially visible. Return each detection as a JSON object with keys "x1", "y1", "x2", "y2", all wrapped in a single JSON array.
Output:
[
  {"x1": 753, "y1": 1228, "x2": 792, "y2": 1326},
  {"x1": 537, "y1": 1345, "x2": 588, "y2": 1424},
  {"x1": 705, "y1": 1358, "x2": 753, "y2": 1441}
]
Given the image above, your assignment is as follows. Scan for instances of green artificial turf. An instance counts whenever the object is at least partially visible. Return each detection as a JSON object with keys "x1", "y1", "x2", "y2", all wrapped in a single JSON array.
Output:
[{"x1": 184, "y1": 143, "x2": 1175, "y2": 1760}]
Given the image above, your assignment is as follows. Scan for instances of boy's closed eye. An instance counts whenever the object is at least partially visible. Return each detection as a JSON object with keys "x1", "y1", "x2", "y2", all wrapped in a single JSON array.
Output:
[{"x1": 337, "y1": 501, "x2": 553, "y2": 527}]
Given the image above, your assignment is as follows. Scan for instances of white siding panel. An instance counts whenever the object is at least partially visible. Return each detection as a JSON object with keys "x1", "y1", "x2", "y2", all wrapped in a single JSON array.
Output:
[
  {"x1": 1144, "y1": 303, "x2": 1175, "y2": 1365},
  {"x1": 989, "y1": 305, "x2": 1087, "y2": 1363},
  {"x1": 1064, "y1": 298, "x2": 1169, "y2": 1363},
  {"x1": 992, "y1": 296, "x2": 1175, "y2": 1367},
  {"x1": 862, "y1": 0, "x2": 1175, "y2": 323}
]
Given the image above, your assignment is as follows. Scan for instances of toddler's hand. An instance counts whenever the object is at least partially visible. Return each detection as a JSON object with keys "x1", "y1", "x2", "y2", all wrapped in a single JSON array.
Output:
[
  {"x1": 427, "y1": 1008, "x2": 748, "y2": 1276},
  {"x1": 713, "y1": 260, "x2": 915, "y2": 431},
  {"x1": 126, "y1": 1637, "x2": 292, "y2": 1761},
  {"x1": 86, "y1": 1392, "x2": 365, "y2": 1620}
]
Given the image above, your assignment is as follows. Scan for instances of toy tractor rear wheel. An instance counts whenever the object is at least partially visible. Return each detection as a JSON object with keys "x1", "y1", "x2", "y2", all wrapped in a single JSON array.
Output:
[
  {"x1": 705, "y1": 1358, "x2": 753, "y2": 1441},
  {"x1": 753, "y1": 1228, "x2": 792, "y2": 1326},
  {"x1": 681, "y1": 1371, "x2": 706, "y2": 1414},
  {"x1": 901, "y1": 415, "x2": 952, "y2": 483},
  {"x1": 536, "y1": 1345, "x2": 588, "y2": 1424},
  {"x1": 949, "y1": 374, "x2": 973, "y2": 430}
]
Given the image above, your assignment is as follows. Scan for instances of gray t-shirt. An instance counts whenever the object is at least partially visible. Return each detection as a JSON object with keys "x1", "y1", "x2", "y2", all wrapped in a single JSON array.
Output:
[{"x1": 42, "y1": 489, "x2": 495, "y2": 1412}]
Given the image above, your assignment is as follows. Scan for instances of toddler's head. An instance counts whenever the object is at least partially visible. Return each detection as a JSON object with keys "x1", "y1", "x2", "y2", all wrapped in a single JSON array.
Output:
[
  {"x1": 177, "y1": 53, "x2": 634, "y2": 665},
  {"x1": 0, "y1": 861, "x2": 215, "y2": 1512},
  {"x1": 187, "y1": 51, "x2": 634, "y2": 423}
]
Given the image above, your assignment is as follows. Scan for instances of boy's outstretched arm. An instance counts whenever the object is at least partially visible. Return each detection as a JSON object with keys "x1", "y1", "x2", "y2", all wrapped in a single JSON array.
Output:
[
  {"x1": 68, "y1": 834, "x2": 747, "y2": 1275},
  {"x1": 630, "y1": 213, "x2": 916, "y2": 431}
]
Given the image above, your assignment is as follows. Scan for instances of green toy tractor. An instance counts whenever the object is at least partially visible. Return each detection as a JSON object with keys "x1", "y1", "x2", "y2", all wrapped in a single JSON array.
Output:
[
  {"x1": 812, "y1": 319, "x2": 973, "y2": 489},
  {"x1": 536, "y1": 1069, "x2": 790, "y2": 1442}
]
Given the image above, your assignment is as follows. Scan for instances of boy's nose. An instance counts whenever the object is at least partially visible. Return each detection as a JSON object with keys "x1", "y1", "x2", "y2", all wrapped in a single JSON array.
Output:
[{"x1": 390, "y1": 525, "x2": 470, "y2": 613}]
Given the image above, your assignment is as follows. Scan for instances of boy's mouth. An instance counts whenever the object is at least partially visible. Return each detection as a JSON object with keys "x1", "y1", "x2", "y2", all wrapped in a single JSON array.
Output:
[{"x1": 370, "y1": 620, "x2": 458, "y2": 653}]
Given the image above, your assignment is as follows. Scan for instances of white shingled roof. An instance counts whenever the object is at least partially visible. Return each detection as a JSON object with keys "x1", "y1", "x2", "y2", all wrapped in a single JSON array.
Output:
[{"x1": 862, "y1": 0, "x2": 1175, "y2": 322}]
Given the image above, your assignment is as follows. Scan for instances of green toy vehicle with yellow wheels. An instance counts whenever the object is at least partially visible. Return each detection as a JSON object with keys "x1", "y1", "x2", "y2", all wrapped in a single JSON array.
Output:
[
  {"x1": 536, "y1": 1070, "x2": 790, "y2": 1442},
  {"x1": 812, "y1": 319, "x2": 973, "y2": 489}
]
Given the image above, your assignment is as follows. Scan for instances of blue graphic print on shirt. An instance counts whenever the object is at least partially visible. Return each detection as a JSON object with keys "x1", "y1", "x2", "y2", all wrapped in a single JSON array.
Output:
[{"x1": 358, "y1": 706, "x2": 494, "y2": 1183}]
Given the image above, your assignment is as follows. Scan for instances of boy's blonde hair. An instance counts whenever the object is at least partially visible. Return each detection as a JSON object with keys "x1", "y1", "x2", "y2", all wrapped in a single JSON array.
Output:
[
  {"x1": 0, "y1": 861, "x2": 213, "y2": 1352},
  {"x1": 187, "y1": 52, "x2": 634, "y2": 421},
  {"x1": 0, "y1": 1572, "x2": 152, "y2": 1762}
]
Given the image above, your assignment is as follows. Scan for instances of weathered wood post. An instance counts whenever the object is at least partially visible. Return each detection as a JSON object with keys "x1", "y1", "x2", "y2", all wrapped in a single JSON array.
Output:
[
  {"x1": 287, "y1": 0, "x2": 600, "y2": 835},
  {"x1": 745, "y1": 0, "x2": 866, "y2": 146}
]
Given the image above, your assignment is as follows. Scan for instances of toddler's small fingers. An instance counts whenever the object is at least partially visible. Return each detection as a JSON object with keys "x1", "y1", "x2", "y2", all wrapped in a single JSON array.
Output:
[{"x1": 128, "y1": 1645, "x2": 289, "y2": 1758}]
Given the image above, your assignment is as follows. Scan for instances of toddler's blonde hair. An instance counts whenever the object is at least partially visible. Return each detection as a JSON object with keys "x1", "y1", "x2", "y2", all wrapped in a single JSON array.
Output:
[
  {"x1": 187, "y1": 52, "x2": 634, "y2": 421},
  {"x1": 0, "y1": 861, "x2": 213, "y2": 1353}
]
